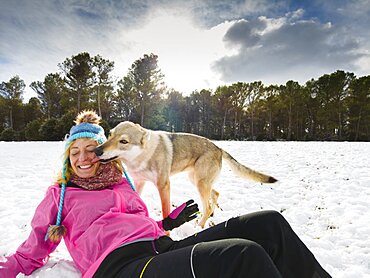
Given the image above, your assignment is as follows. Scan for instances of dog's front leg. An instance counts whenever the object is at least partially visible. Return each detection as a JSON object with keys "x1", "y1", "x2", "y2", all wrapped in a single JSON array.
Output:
[
  {"x1": 135, "y1": 180, "x2": 146, "y2": 195},
  {"x1": 157, "y1": 178, "x2": 171, "y2": 219}
]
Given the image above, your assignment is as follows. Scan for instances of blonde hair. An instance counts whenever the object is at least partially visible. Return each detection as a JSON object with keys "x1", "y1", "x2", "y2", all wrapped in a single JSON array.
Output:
[{"x1": 55, "y1": 148, "x2": 123, "y2": 184}]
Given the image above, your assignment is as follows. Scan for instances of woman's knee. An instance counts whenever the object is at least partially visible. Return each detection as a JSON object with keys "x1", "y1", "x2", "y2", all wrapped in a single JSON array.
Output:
[
  {"x1": 240, "y1": 210, "x2": 288, "y2": 226},
  {"x1": 226, "y1": 210, "x2": 289, "y2": 238},
  {"x1": 246, "y1": 210, "x2": 285, "y2": 222},
  {"x1": 198, "y1": 239, "x2": 271, "y2": 263},
  {"x1": 193, "y1": 239, "x2": 277, "y2": 277},
  {"x1": 261, "y1": 210, "x2": 288, "y2": 225}
]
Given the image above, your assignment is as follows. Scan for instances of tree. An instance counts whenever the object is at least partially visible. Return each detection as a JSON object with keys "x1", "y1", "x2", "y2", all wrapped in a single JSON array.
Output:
[
  {"x1": 191, "y1": 89, "x2": 214, "y2": 137},
  {"x1": 329, "y1": 70, "x2": 354, "y2": 140},
  {"x1": 0, "y1": 96, "x2": 7, "y2": 133},
  {"x1": 121, "y1": 53, "x2": 165, "y2": 126},
  {"x1": 0, "y1": 75, "x2": 25, "y2": 100},
  {"x1": 59, "y1": 52, "x2": 94, "y2": 113},
  {"x1": 39, "y1": 118, "x2": 61, "y2": 141},
  {"x1": 0, "y1": 76, "x2": 26, "y2": 131},
  {"x1": 23, "y1": 97, "x2": 43, "y2": 124},
  {"x1": 92, "y1": 55, "x2": 115, "y2": 120},
  {"x1": 245, "y1": 81, "x2": 264, "y2": 139},
  {"x1": 55, "y1": 111, "x2": 77, "y2": 138},
  {"x1": 0, "y1": 128, "x2": 18, "y2": 141},
  {"x1": 164, "y1": 89, "x2": 186, "y2": 132},
  {"x1": 347, "y1": 75, "x2": 370, "y2": 140},
  {"x1": 30, "y1": 73, "x2": 65, "y2": 119},
  {"x1": 25, "y1": 119, "x2": 43, "y2": 140},
  {"x1": 214, "y1": 85, "x2": 234, "y2": 139},
  {"x1": 114, "y1": 76, "x2": 139, "y2": 123},
  {"x1": 228, "y1": 82, "x2": 248, "y2": 139},
  {"x1": 145, "y1": 98, "x2": 167, "y2": 130},
  {"x1": 183, "y1": 94, "x2": 201, "y2": 134},
  {"x1": 303, "y1": 79, "x2": 320, "y2": 140},
  {"x1": 279, "y1": 81, "x2": 301, "y2": 140},
  {"x1": 315, "y1": 71, "x2": 355, "y2": 140},
  {"x1": 261, "y1": 85, "x2": 280, "y2": 140}
]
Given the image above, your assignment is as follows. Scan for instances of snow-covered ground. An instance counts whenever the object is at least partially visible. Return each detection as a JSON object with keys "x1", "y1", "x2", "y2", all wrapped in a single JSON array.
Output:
[{"x1": 0, "y1": 141, "x2": 369, "y2": 277}]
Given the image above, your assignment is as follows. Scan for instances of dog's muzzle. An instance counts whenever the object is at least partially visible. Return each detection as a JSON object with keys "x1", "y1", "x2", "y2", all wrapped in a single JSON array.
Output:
[
  {"x1": 94, "y1": 146, "x2": 104, "y2": 157},
  {"x1": 93, "y1": 147, "x2": 119, "y2": 164}
]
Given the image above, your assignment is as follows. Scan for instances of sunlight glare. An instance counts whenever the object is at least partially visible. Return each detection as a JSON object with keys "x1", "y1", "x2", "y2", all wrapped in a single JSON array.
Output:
[{"x1": 124, "y1": 10, "x2": 233, "y2": 94}]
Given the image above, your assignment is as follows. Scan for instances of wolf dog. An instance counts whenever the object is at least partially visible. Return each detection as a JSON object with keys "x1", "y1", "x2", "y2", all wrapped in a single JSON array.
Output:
[{"x1": 94, "y1": 121, "x2": 277, "y2": 228}]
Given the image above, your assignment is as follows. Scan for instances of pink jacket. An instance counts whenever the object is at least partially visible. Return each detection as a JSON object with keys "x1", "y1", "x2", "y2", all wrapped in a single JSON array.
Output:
[{"x1": 0, "y1": 178, "x2": 166, "y2": 278}]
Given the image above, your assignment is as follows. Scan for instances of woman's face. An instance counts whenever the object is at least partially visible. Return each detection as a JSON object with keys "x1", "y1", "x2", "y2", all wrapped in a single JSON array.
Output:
[{"x1": 69, "y1": 138, "x2": 100, "y2": 178}]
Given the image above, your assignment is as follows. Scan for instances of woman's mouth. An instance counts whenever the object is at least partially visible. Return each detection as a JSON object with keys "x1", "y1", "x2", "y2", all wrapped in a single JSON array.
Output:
[{"x1": 78, "y1": 165, "x2": 93, "y2": 169}]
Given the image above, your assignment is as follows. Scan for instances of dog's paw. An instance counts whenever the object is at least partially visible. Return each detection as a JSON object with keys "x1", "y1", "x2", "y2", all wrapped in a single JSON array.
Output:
[
  {"x1": 216, "y1": 203, "x2": 223, "y2": 211},
  {"x1": 208, "y1": 220, "x2": 216, "y2": 227}
]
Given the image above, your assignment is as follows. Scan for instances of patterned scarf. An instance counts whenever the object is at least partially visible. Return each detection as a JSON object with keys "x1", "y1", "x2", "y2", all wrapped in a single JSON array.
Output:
[{"x1": 69, "y1": 163, "x2": 122, "y2": 190}]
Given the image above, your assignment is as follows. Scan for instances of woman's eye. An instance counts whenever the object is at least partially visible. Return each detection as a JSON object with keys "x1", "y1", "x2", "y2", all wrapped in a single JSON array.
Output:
[{"x1": 119, "y1": 139, "x2": 128, "y2": 144}]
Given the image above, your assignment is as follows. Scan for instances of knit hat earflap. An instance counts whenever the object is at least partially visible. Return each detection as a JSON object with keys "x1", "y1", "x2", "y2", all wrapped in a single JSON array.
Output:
[{"x1": 45, "y1": 110, "x2": 106, "y2": 242}]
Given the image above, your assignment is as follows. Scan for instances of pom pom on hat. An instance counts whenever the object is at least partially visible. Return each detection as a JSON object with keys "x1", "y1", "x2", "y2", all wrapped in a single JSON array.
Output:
[
  {"x1": 74, "y1": 110, "x2": 102, "y2": 125},
  {"x1": 46, "y1": 225, "x2": 67, "y2": 242}
]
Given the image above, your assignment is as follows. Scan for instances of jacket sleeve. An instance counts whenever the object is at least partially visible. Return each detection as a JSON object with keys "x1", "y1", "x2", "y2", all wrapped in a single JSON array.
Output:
[
  {"x1": 0, "y1": 187, "x2": 60, "y2": 278},
  {"x1": 156, "y1": 220, "x2": 165, "y2": 231}
]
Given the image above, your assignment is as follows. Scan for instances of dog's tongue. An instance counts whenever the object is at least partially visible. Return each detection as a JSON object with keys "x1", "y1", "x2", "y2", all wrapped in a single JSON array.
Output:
[{"x1": 91, "y1": 157, "x2": 101, "y2": 164}]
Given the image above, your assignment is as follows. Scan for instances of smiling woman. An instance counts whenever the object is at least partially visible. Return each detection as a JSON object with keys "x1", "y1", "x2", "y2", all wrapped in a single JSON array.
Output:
[{"x1": 69, "y1": 139, "x2": 100, "y2": 178}]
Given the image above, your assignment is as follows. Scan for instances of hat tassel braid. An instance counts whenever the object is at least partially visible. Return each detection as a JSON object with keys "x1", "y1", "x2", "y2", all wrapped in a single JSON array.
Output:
[{"x1": 45, "y1": 159, "x2": 68, "y2": 242}]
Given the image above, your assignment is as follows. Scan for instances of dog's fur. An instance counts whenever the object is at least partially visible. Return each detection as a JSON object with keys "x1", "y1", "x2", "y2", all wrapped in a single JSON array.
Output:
[{"x1": 94, "y1": 121, "x2": 277, "y2": 227}]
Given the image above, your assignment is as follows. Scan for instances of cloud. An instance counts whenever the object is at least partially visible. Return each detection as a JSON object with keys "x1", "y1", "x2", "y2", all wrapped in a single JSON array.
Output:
[
  {"x1": 1, "y1": 1, "x2": 369, "y2": 102},
  {"x1": 0, "y1": 0, "x2": 235, "y2": 99},
  {"x1": 182, "y1": 0, "x2": 287, "y2": 27},
  {"x1": 213, "y1": 12, "x2": 368, "y2": 85},
  {"x1": 0, "y1": 0, "x2": 146, "y2": 100}
]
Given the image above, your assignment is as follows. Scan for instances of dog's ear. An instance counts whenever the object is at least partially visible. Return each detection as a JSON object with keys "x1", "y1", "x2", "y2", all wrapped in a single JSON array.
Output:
[{"x1": 140, "y1": 130, "x2": 150, "y2": 147}]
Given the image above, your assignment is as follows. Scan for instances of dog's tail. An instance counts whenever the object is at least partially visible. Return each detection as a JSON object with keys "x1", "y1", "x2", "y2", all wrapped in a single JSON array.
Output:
[{"x1": 222, "y1": 150, "x2": 277, "y2": 183}]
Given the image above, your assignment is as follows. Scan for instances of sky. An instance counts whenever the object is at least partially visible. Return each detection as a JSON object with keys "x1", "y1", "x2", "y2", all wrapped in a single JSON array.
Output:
[{"x1": 1, "y1": 0, "x2": 370, "y2": 102}]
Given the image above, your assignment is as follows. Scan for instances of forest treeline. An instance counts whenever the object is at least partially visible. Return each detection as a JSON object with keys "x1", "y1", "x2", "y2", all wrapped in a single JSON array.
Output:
[{"x1": 1, "y1": 52, "x2": 369, "y2": 141}]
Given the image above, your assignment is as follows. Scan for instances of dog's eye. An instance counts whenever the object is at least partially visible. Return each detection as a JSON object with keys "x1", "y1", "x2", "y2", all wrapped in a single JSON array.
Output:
[{"x1": 119, "y1": 139, "x2": 128, "y2": 144}]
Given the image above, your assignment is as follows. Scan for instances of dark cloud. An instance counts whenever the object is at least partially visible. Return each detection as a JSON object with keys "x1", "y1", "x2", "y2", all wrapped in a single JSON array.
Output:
[
  {"x1": 223, "y1": 19, "x2": 264, "y2": 48},
  {"x1": 213, "y1": 15, "x2": 367, "y2": 84}
]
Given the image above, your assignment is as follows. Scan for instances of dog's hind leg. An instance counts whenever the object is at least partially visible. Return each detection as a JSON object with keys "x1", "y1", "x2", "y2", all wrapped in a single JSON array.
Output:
[
  {"x1": 210, "y1": 189, "x2": 220, "y2": 217},
  {"x1": 193, "y1": 160, "x2": 221, "y2": 228},
  {"x1": 196, "y1": 180, "x2": 213, "y2": 228}
]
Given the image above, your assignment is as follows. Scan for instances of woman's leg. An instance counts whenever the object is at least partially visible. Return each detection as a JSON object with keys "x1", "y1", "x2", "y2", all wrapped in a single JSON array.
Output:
[
  {"x1": 117, "y1": 238, "x2": 281, "y2": 278},
  {"x1": 169, "y1": 210, "x2": 331, "y2": 278}
]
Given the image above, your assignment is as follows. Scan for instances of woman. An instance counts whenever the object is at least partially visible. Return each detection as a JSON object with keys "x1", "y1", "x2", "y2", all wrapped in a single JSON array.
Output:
[{"x1": 0, "y1": 111, "x2": 331, "y2": 278}]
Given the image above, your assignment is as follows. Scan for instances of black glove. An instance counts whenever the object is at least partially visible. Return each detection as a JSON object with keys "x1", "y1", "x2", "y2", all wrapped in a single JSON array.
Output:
[{"x1": 161, "y1": 200, "x2": 199, "y2": 231}]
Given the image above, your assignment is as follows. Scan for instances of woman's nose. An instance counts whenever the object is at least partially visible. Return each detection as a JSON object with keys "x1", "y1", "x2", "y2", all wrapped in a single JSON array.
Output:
[{"x1": 79, "y1": 151, "x2": 88, "y2": 161}]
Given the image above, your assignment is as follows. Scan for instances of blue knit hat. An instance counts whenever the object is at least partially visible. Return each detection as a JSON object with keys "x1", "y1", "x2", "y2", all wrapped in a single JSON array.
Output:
[
  {"x1": 66, "y1": 122, "x2": 107, "y2": 146},
  {"x1": 45, "y1": 110, "x2": 107, "y2": 242}
]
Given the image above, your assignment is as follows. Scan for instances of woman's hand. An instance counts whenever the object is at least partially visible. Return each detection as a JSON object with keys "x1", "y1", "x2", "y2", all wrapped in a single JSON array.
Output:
[{"x1": 160, "y1": 200, "x2": 199, "y2": 231}]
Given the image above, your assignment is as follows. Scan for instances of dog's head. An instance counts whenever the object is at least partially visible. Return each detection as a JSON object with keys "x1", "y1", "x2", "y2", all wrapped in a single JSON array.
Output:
[{"x1": 94, "y1": 121, "x2": 150, "y2": 163}]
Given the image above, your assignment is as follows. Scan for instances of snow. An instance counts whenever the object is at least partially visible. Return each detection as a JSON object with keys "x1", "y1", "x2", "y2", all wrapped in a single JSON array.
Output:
[{"x1": 0, "y1": 141, "x2": 369, "y2": 277}]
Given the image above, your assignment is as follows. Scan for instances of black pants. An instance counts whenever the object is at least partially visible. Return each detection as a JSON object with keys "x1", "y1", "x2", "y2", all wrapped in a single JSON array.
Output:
[{"x1": 96, "y1": 210, "x2": 332, "y2": 278}]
